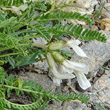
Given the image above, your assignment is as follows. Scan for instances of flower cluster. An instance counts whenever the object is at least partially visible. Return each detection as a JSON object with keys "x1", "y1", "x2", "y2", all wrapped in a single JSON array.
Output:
[
  {"x1": 33, "y1": 38, "x2": 91, "y2": 90},
  {"x1": 47, "y1": 39, "x2": 91, "y2": 90},
  {"x1": 2, "y1": 5, "x2": 27, "y2": 15}
]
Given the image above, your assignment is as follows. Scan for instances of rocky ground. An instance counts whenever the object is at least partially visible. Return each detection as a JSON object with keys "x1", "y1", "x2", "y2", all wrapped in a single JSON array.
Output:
[
  {"x1": 15, "y1": 33, "x2": 110, "y2": 110},
  {"x1": 8, "y1": 0, "x2": 110, "y2": 110},
  {"x1": 13, "y1": 43, "x2": 110, "y2": 110}
]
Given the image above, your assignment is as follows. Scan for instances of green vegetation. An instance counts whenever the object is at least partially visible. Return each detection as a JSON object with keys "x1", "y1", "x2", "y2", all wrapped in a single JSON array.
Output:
[{"x1": 0, "y1": 0, "x2": 106, "y2": 109}]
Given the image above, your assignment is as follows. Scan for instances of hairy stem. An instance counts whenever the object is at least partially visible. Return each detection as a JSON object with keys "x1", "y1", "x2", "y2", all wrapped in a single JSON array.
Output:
[
  {"x1": 0, "y1": 43, "x2": 46, "y2": 52},
  {"x1": 0, "y1": 53, "x2": 19, "y2": 58},
  {"x1": 20, "y1": 43, "x2": 47, "y2": 49}
]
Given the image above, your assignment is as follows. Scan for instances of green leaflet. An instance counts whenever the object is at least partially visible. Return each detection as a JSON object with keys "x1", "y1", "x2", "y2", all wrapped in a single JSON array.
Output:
[
  {"x1": 34, "y1": 10, "x2": 94, "y2": 25},
  {"x1": 0, "y1": 96, "x2": 45, "y2": 110},
  {"x1": 0, "y1": 93, "x2": 89, "y2": 110},
  {"x1": 0, "y1": 17, "x2": 17, "y2": 28},
  {"x1": 16, "y1": 50, "x2": 45, "y2": 67},
  {"x1": 0, "y1": 72, "x2": 90, "y2": 110},
  {"x1": 48, "y1": 24, "x2": 106, "y2": 42},
  {"x1": 8, "y1": 56, "x2": 15, "y2": 68},
  {"x1": 32, "y1": 23, "x2": 51, "y2": 42}
]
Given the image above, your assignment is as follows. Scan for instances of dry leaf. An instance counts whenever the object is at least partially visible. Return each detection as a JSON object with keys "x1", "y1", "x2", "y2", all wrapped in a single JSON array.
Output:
[{"x1": 96, "y1": 18, "x2": 110, "y2": 31}]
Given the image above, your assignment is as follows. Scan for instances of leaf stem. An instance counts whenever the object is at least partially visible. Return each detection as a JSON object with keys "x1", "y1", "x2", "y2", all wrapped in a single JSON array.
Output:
[
  {"x1": 0, "y1": 43, "x2": 47, "y2": 52},
  {"x1": 0, "y1": 53, "x2": 19, "y2": 58},
  {"x1": 3, "y1": 84, "x2": 44, "y2": 95},
  {"x1": 20, "y1": 43, "x2": 47, "y2": 49}
]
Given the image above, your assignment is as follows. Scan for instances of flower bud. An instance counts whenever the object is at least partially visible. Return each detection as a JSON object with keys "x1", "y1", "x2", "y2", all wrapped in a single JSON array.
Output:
[
  {"x1": 46, "y1": 52, "x2": 55, "y2": 69},
  {"x1": 51, "y1": 51, "x2": 65, "y2": 63},
  {"x1": 48, "y1": 41, "x2": 66, "y2": 50}
]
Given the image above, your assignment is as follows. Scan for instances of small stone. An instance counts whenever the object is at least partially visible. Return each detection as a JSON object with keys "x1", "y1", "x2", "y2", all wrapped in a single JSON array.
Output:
[
  {"x1": 33, "y1": 60, "x2": 49, "y2": 72},
  {"x1": 63, "y1": 100, "x2": 89, "y2": 110},
  {"x1": 91, "y1": 25, "x2": 98, "y2": 31},
  {"x1": 88, "y1": 70, "x2": 110, "y2": 108},
  {"x1": 47, "y1": 101, "x2": 63, "y2": 110}
]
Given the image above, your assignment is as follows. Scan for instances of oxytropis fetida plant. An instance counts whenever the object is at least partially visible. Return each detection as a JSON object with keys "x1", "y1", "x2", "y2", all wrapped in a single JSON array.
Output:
[{"x1": 0, "y1": 0, "x2": 106, "y2": 110}]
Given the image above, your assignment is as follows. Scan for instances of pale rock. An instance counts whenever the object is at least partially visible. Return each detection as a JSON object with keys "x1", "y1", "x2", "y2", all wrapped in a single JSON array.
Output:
[
  {"x1": 88, "y1": 70, "x2": 110, "y2": 107},
  {"x1": 17, "y1": 71, "x2": 56, "y2": 92},
  {"x1": 63, "y1": 100, "x2": 90, "y2": 110}
]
